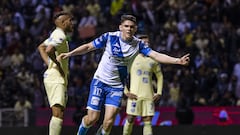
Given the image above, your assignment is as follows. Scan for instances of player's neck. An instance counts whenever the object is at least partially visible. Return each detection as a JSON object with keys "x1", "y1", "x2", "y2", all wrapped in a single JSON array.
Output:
[{"x1": 121, "y1": 37, "x2": 133, "y2": 43}]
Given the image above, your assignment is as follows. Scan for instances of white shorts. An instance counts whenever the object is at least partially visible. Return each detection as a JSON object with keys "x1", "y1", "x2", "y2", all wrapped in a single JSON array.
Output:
[
  {"x1": 126, "y1": 99, "x2": 155, "y2": 117},
  {"x1": 44, "y1": 82, "x2": 67, "y2": 108}
]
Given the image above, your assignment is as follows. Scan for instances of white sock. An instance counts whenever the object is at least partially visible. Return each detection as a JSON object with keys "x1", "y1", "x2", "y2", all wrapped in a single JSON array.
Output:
[{"x1": 49, "y1": 116, "x2": 63, "y2": 135}]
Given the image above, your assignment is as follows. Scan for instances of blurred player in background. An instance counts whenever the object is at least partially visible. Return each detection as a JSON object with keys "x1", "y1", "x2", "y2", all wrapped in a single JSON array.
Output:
[
  {"x1": 38, "y1": 11, "x2": 73, "y2": 135},
  {"x1": 58, "y1": 14, "x2": 190, "y2": 135},
  {"x1": 123, "y1": 34, "x2": 163, "y2": 135}
]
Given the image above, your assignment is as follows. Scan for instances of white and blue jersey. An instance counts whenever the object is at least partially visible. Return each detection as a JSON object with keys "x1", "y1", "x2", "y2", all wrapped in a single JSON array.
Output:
[
  {"x1": 92, "y1": 31, "x2": 152, "y2": 88},
  {"x1": 87, "y1": 31, "x2": 152, "y2": 111}
]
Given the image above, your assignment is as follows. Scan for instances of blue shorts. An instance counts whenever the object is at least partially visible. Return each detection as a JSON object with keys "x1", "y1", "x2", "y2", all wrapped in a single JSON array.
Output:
[{"x1": 87, "y1": 79, "x2": 124, "y2": 111}]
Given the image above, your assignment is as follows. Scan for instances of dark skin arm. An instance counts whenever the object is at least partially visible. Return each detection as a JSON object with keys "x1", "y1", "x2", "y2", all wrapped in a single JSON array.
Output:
[
  {"x1": 153, "y1": 94, "x2": 161, "y2": 102},
  {"x1": 38, "y1": 43, "x2": 49, "y2": 66},
  {"x1": 124, "y1": 86, "x2": 138, "y2": 100},
  {"x1": 46, "y1": 45, "x2": 65, "y2": 77}
]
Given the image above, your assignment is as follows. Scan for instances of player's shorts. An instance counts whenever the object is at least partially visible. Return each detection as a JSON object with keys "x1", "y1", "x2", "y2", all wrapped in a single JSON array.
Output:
[
  {"x1": 126, "y1": 99, "x2": 155, "y2": 117},
  {"x1": 87, "y1": 79, "x2": 124, "y2": 111},
  {"x1": 44, "y1": 82, "x2": 67, "y2": 108}
]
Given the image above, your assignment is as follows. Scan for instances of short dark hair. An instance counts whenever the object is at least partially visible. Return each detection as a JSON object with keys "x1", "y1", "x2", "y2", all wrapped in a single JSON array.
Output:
[
  {"x1": 53, "y1": 11, "x2": 72, "y2": 20},
  {"x1": 120, "y1": 15, "x2": 136, "y2": 24}
]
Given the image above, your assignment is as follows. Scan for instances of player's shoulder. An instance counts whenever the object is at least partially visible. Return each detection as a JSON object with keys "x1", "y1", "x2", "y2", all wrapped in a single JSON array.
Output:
[
  {"x1": 133, "y1": 35, "x2": 142, "y2": 42},
  {"x1": 51, "y1": 28, "x2": 66, "y2": 38},
  {"x1": 98, "y1": 31, "x2": 120, "y2": 40},
  {"x1": 107, "y1": 31, "x2": 121, "y2": 37},
  {"x1": 132, "y1": 36, "x2": 142, "y2": 45},
  {"x1": 100, "y1": 31, "x2": 121, "y2": 42}
]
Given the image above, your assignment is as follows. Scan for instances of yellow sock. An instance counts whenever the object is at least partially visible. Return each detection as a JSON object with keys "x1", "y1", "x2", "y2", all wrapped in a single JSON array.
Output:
[
  {"x1": 49, "y1": 116, "x2": 63, "y2": 135},
  {"x1": 143, "y1": 121, "x2": 152, "y2": 135},
  {"x1": 101, "y1": 128, "x2": 110, "y2": 135},
  {"x1": 123, "y1": 120, "x2": 133, "y2": 135}
]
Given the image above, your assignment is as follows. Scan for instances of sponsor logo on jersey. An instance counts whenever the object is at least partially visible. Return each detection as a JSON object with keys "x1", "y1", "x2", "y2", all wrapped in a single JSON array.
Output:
[
  {"x1": 131, "y1": 102, "x2": 136, "y2": 112},
  {"x1": 110, "y1": 91, "x2": 123, "y2": 97}
]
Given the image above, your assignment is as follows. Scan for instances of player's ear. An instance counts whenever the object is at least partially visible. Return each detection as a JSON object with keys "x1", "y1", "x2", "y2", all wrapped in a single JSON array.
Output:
[
  {"x1": 134, "y1": 25, "x2": 137, "y2": 33},
  {"x1": 119, "y1": 25, "x2": 122, "y2": 31},
  {"x1": 62, "y1": 20, "x2": 66, "y2": 27}
]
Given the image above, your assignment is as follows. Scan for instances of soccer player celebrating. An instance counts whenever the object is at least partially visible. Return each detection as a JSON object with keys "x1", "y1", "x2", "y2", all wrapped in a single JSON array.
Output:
[{"x1": 58, "y1": 14, "x2": 190, "y2": 135}]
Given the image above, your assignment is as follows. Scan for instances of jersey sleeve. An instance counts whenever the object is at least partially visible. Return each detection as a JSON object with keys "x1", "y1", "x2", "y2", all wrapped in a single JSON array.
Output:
[
  {"x1": 139, "y1": 40, "x2": 152, "y2": 56},
  {"x1": 92, "y1": 32, "x2": 109, "y2": 48},
  {"x1": 44, "y1": 31, "x2": 65, "y2": 47},
  {"x1": 153, "y1": 62, "x2": 163, "y2": 95}
]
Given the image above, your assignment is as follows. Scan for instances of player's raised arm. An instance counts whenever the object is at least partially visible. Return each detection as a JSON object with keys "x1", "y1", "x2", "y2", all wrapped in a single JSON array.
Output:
[
  {"x1": 148, "y1": 50, "x2": 190, "y2": 65},
  {"x1": 58, "y1": 42, "x2": 96, "y2": 59}
]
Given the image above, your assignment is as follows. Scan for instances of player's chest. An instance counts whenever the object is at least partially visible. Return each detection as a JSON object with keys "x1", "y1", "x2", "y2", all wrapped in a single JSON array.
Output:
[{"x1": 107, "y1": 40, "x2": 138, "y2": 57}]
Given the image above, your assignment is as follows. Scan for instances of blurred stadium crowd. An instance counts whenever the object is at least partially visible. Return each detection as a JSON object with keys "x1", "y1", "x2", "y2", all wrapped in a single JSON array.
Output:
[{"x1": 0, "y1": 0, "x2": 240, "y2": 112}]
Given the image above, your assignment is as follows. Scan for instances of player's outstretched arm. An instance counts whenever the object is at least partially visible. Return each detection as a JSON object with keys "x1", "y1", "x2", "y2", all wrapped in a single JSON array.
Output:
[
  {"x1": 58, "y1": 42, "x2": 95, "y2": 59},
  {"x1": 148, "y1": 50, "x2": 190, "y2": 65}
]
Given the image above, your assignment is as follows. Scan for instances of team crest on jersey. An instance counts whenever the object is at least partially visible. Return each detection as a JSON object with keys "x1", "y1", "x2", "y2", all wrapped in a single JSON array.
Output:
[{"x1": 112, "y1": 43, "x2": 121, "y2": 55}]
